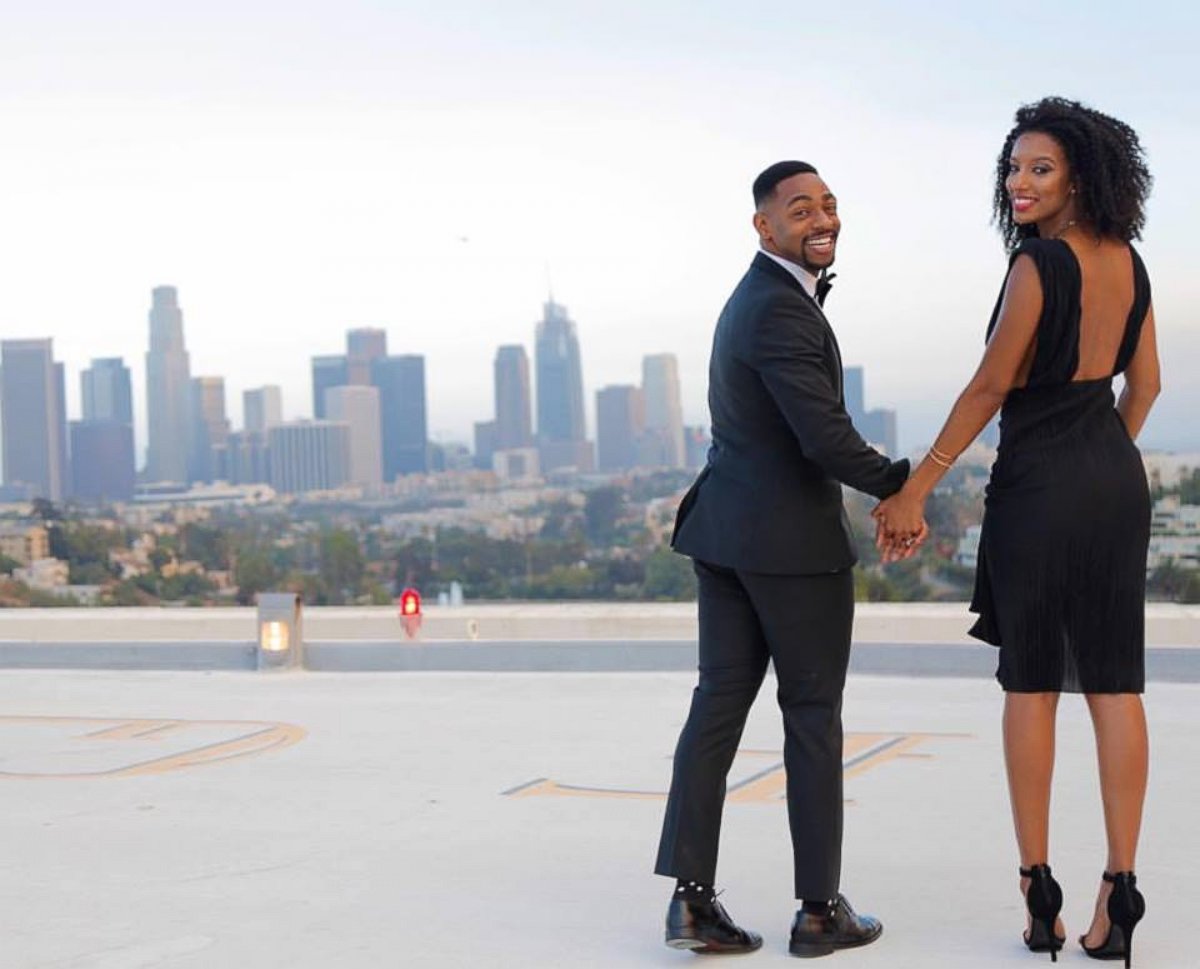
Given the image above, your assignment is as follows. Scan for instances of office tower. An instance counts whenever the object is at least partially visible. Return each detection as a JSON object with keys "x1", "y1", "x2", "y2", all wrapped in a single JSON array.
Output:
[
  {"x1": 225, "y1": 431, "x2": 270, "y2": 485},
  {"x1": 494, "y1": 345, "x2": 533, "y2": 449},
  {"x1": 535, "y1": 299, "x2": 592, "y2": 472},
  {"x1": 311, "y1": 355, "x2": 348, "y2": 419},
  {"x1": 860, "y1": 408, "x2": 899, "y2": 458},
  {"x1": 684, "y1": 425, "x2": 712, "y2": 470},
  {"x1": 144, "y1": 286, "x2": 192, "y2": 483},
  {"x1": 346, "y1": 328, "x2": 388, "y2": 385},
  {"x1": 0, "y1": 339, "x2": 69, "y2": 501},
  {"x1": 267, "y1": 421, "x2": 351, "y2": 494},
  {"x1": 70, "y1": 421, "x2": 135, "y2": 502},
  {"x1": 641, "y1": 353, "x2": 686, "y2": 468},
  {"x1": 844, "y1": 366, "x2": 866, "y2": 423},
  {"x1": 189, "y1": 377, "x2": 230, "y2": 483},
  {"x1": 371, "y1": 355, "x2": 428, "y2": 478},
  {"x1": 473, "y1": 420, "x2": 497, "y2": 471},
  {"x1": 843, "y1": 364, "x2": 898, "y2": 457},
  {"x1": 596, "y1": 385, "x2": 644, "y2": 473},
  {"x1": 243, "y1": 385, "x2": 282, "y2": 434},
  {"x1": 81, "y1": 358, "x2": 134, "y2": 426},
  {"x1": 324, "y1": 385, "x2": 383, "y2": 489}
]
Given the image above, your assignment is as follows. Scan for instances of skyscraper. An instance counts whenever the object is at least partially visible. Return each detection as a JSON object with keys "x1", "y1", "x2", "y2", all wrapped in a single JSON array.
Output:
[
  {"x1": 346, "y1": 328, "x2": 388, "y2": 385},
  {"x1": 843, "y1": 365, "x2": 899, "y2": 457},
  {"x1": 596, "y1": 385, "x2": 644, "y2": 472},
  {"x1": 75, "y1": 357, "x2": 136, "y2": 502},
  {"x1": 371, "y1": 355, "x2": 428, "y2": 478},
  {"x1": 70, "y1": 422, "x2": 135, "y2": 502},
  {"x1": 189, "y1": 377, "x2": 230, "y2": 483},
  {"x1": 535, "y1": 299, "x2": 592, "y2": 472},
  {"x1": 641, "y1": 353, "x2": 686, "y2": 468},
  {"x1": 494, "y1": 345, "x2": 533, "y2": 450},
  {"x1": 0, "y1": 339, "x2": 68, "y2": 501},
  {"x1": 267, "y1": 421, "x2": 351, "y2": 494},
  {"x1": 145, "y1": 286, "x2": 192, "y2": 483},
  {"x1": 311, "y1": 355, "x2": 349, "y2": 420},
  {"x1": 243, "y1": 385, "x2": 283, "y2": 434},
  {"x1": 325, "y1": 385, "x2": 383, "y2": 489},
  {"x1": 82, "y1": 358, "x2": 134, "y2": 426}
]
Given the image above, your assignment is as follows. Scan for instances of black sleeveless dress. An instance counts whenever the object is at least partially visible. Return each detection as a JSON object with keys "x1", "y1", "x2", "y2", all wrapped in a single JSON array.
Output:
[{"x1": 968, "y1": 238, "x2": 1152, "y2": 694}]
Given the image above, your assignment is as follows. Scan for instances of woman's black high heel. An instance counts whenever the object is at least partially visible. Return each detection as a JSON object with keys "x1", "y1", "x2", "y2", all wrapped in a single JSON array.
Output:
[
  {"x1": 1081, "y1": 871, "x2": 1145, "y2": 968},
  {"x1": 1021, "y1": 864, "x2": 1065, "y2": 962}
]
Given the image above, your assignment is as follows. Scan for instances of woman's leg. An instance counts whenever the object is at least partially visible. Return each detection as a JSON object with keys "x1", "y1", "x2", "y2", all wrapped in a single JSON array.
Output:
[
  {"x1": 1004, "y1": 691, "x2": 1063, "y2": 934},
  {"x1": 1081, "y1": 693, "x2": 1149, "y2": 947}
]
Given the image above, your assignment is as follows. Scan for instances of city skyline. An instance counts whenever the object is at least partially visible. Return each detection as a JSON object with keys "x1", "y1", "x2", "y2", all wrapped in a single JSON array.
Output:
[{"x1": 2, "y1": 3, "x2": 1195, "y2": 458}]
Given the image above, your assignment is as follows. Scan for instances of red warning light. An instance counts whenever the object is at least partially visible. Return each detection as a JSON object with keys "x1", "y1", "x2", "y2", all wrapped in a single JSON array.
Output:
[
  {"x1": 400, "y1": 588, "x2": 421, "y2": 616},
  {"x1": 399, "y1": 587, "x2": 422, "y2": 639}
]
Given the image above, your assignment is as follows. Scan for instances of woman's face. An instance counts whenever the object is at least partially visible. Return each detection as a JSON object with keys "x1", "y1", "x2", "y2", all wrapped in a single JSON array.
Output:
[{"x1": 1005, "y1": 131, "x2": 1075, "y2": 227}]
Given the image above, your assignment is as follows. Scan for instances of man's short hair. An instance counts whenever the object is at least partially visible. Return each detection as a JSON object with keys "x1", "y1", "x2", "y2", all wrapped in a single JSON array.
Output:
[{"x1": 753, "y1": 161, "x2": 819, "y2": 208}]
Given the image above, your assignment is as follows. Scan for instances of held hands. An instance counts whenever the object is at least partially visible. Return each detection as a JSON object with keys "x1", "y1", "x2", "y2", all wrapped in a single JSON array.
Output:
[{"x1": 872, "y1": 488, "x2": 930, "y2": 564}]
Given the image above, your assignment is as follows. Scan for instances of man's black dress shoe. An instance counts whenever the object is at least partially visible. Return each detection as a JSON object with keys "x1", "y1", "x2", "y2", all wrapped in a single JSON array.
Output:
[
  {"x1": 788, "y1": 894, "x2": 882, "y2": 959},
  {"x1": 665, "y1": 895, "x2": 763, "y2": 954}
]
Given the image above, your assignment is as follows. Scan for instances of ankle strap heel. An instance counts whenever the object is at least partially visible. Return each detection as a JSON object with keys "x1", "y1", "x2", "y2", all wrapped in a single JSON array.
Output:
[
  {"x1": 1020, "y1": 865, "x2": 1064, "y2": 962},
  {"x1": 1083, "y1": 872, "x2": 1145, "y2": 968}
]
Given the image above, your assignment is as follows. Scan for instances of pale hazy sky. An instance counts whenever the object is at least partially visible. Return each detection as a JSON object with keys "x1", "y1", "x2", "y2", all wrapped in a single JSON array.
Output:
[{"x1": 2, "y1": 1, "x2": 1197, "y2": 454}]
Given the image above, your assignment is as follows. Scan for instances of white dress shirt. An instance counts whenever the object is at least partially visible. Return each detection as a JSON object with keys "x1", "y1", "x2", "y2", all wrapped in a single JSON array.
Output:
[{"x1": 759, "y1": 248, "x2": 819, "y2": 300}]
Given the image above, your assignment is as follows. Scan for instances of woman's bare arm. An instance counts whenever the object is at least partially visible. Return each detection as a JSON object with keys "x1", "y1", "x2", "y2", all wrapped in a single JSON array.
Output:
[{"x1": 1117, "y1": 303, "x2": 1160, "y2": 440}]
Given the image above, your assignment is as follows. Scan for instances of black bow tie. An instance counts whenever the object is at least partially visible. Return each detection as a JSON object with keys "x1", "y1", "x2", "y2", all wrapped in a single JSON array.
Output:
[{"x1": 815, "y1": 271, "x2": 835, "y2": 307}]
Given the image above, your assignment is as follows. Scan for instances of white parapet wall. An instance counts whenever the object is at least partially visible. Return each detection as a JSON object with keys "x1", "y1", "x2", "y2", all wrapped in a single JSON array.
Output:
[{"x1": 0, "y1": 602, "x2": 1197, "y2": 645}]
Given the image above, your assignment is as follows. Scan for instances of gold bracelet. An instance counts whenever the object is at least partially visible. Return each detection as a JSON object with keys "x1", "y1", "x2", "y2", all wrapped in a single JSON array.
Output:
[
  {"x1": 927, "y1": 449, "x2": 954, "y2": 470},
  {"x1": 929, "y1": 445, "x2": 956, "y2": 463}
]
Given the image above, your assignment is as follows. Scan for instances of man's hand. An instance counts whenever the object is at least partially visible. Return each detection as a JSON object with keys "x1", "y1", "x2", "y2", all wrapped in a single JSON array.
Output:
[{"x1": 872, "y1": 488, "x2": 930, "y2": 564}]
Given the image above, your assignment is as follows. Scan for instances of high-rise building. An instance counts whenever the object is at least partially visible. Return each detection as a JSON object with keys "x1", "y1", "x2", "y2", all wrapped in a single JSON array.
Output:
[
  {"x1": 70, "y1": 421, "x2": 135, "y2": 502},
  {"x1": 596, "y1": 385, "x2": 644, "y2": 473},
  {"x1": 844, "y1": 366, "x2": 866, "y2": 423},
  {"x1": 82, "y1": 358, "x2": 134, "y2": 426},
  {"x1": 494, "y1": 345, "x2": 533, "y2": 450},
  {"x1": 535, "y1": 299, "x2": 592, "y2": 472},
  {"x1": 225, "y1": 431, "x2": 270, "y2": 485},
  {"x1": 325, "y1": 385, "x2": 383, "y2": 489},
  {"x1": 684, "y1": 425, "x2": 712, "y2": 470},
  {"x1": 346, "y1": 328, "x2": 388, "y2": 385},
  {"x1": 843, "y1": 365, "x2": 898, "y2": 457},
  {"x1": 641, "y1": 353, "x2": 686, "y2": 468},
  {"x1": 243, "y1": 385, "x2": 282, "y2": 434},
  {"x1": 267, "y1": 421, "x2": 350, "y2": 494},
  {"x1": 189, "y1": 377, "x2": 230, "y2": 483},
  {"x1": 371, "y1": 355, "x2": 428, "y2": 478},
  {"x1": 311, "y1": 355, "x2": 349, "y2": 420},
  {"x1": 0, "y1": 339, "x2": 69, "y2": 501},
  {"x1": 145, "y1": 286, "x2": 193, "y2": 483},
  {"x1": 473, "y1": 420, "x2": 497, "y2": 471}
]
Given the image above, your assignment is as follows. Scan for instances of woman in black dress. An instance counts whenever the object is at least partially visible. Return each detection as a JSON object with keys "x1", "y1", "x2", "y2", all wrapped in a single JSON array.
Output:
[{"x1": 874, "y1": 97, "x2": 1159, "y2": 966}]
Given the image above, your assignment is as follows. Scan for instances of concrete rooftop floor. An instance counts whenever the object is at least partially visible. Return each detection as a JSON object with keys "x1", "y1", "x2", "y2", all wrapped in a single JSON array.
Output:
[{"x1": 0, "y1": 669, "x2": 1195, "y2": 969}]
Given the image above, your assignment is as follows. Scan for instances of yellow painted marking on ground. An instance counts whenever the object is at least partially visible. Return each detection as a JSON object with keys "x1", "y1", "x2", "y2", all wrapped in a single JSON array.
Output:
[
  {"x1": 507, "y1": 732, "x2": 969, "y2": 802},
  {"x1": 0, "y1": 716, "x2": 307, "y2": 779},
  {"x1": 84, "y1": 720, "x2": 185, "y2": 741}
]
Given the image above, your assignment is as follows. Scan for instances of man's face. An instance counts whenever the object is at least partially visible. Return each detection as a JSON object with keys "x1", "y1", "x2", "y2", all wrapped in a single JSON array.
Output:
[{"x1": 753, "y1": 172, "x2": 840, "y2": 273}]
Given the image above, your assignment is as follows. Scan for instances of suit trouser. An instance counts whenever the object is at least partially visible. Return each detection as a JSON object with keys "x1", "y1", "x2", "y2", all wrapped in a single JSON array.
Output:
[{"x1": 654, "y1": 559, "x2": 854, "y2": 900}]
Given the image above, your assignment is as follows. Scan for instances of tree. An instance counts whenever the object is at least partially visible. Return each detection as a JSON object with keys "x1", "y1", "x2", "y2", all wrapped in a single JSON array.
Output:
[
  {"x1": 0, "y1": 554, "x2": 19, "y2": 576},
  {"x1": 584, "y1": 486, "x2": 624, "y2": 544},
  {"x1": 642, "y1": 547, "x2": 697, "y2": 600},
  {"x1": 234, "y1": 548, "x2": 281, "y2": 606},
  {"x1": 319, "y1": 529, "x2": 364, "y2": 604}
]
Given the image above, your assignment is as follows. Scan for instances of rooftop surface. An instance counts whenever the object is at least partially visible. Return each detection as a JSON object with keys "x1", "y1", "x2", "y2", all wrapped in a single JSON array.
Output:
[{"x1": 1, "y1": 668, "x2": 1195, "y2": 968}]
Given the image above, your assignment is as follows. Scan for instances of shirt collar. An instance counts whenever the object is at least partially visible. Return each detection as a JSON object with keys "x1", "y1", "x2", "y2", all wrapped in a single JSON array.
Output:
[{"x1": 759, "y1": 248, "x2": 819, "y2": 299}]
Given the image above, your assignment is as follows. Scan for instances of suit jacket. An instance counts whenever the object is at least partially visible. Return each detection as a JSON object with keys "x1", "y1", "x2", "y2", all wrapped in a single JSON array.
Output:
[{"x1": 672, "y1": 252, "x2": 909, "y2": 575}]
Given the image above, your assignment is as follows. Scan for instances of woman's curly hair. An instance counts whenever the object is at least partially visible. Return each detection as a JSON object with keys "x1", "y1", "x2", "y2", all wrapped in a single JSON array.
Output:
[{"x1": 993, "y1": 96, "x2": 1152, "y2": 252}]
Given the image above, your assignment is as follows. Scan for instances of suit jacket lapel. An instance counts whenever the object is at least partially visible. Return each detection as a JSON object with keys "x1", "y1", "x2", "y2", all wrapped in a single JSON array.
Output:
[{"x1": 751, "y1": 253, "x2": 845, "y2": 401}]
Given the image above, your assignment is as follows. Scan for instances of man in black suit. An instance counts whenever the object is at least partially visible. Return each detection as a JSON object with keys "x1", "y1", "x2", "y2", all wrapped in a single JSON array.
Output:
[{"x1": 655, "y1": 161, "x2": 920, "y2": 958}]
